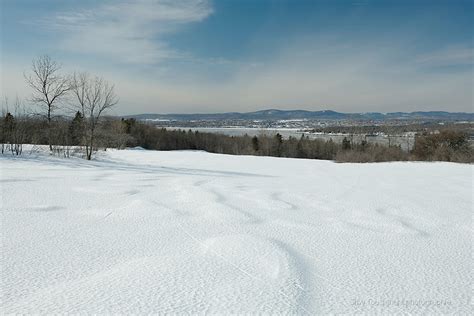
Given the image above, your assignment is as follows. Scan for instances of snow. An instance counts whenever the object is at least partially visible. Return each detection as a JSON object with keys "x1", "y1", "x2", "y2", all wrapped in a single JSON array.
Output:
[{"x1": 1, "y1": 148, "x2": 472, "y2": 314}]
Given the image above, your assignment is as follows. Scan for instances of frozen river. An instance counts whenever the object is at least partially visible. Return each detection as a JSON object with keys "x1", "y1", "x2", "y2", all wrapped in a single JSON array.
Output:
[{"x1": 165, "y1": 127, "x2": 415, "y2": 151}]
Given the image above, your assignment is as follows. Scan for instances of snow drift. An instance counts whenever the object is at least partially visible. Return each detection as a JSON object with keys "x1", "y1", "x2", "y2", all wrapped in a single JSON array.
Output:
[{"x1": 1, "y1": 148, "x2": 471, "y2": 313}]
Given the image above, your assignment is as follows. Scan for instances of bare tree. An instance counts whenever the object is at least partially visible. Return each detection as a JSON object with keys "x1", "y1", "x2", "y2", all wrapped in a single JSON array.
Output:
[
  {"x1": 72, "y1": 73, "x2": 118, "y2": 160},
  {"x1": 25, "y1": 55, "x2": 71, "y2": 151}
]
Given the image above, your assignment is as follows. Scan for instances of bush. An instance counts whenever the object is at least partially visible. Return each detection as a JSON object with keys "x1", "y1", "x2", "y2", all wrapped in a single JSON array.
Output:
[
  {"x1": 335, "y1": 144, "x2": 409, "y2": 163},
  {"x1": 412, "y1": 130, "x2": 473, "y2": 162}
]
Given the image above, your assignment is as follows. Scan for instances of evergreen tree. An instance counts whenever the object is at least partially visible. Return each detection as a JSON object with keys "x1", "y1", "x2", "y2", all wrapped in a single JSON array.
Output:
[
  {"x1": 3, "y1": 113, "x2": 15, "y2": 143},
  {"x1": 360, "y1": 139, "x2": 368, "y2": 151},
  {"x1": 121, "y1": 118, "x2": 136, "y2": 134},
  {"x1": 296, "y1": 134, "x2": 306, "y2": 158},
  {"x1": 69, "y1": 111, "x2": 84, "y2": 146},
  {"x1": 342, "y1": 137, "x2": 351, "y2": 150},
  {"x1": 252, "y1": 136, "x2": 259, "y2": 152},
  {"x1": 2, "y1": 113, "x2": 16, "y2": 154},
  {"x1": 273, "y1": 133, "x2": 283, "y2": 156}
]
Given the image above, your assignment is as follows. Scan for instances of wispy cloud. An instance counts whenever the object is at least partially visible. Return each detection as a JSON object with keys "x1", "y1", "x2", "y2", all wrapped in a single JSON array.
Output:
[
  {"x1": 97, "y1": 36, "x2": 472, "y2": 114},
  {"x1": 6, "y1": 1, "x2": 470, "y2": 114},
  {"x1": 415, "y1": 45, "x2": 473, "y2": 67},
  {"x1": 36, "y1": 0, "x2": 213, "y2": 64}
]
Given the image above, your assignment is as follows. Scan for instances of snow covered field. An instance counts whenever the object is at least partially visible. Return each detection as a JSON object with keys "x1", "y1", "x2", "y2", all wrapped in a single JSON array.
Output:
[{"x1": 1, "y1": 148, "x2": 472, "y2": 314}]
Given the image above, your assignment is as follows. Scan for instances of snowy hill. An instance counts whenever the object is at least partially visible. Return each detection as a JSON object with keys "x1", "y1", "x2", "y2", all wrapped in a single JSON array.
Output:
[{"x1": 1, "y1": 149, "x2": 471, "y2": 313}]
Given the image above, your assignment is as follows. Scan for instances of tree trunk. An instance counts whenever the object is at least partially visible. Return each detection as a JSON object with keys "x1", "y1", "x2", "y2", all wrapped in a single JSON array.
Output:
[
  {"x1": 48, "y1": 107, "x2": 53, "y2": 151},
  {"x1": 86, "y1": 132, "x2": 94, "y2": 160}
]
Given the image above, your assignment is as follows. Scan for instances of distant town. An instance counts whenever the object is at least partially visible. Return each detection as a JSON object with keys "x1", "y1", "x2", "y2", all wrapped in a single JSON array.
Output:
[{"x1": 124, "y1": 109, "x2": 474, "y2": 151}]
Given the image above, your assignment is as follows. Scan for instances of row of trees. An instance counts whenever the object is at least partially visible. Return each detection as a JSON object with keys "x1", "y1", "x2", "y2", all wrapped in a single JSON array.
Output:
[
  {"x1": 1, "y1": 112, "x2": 131, "y2": 157},
  {"x1": 2, "y1": 55, "x2": 118, "y2": 160},
  {"x1": 122, "y1": 119, "x2": 473, "y2": 163},
  {"x1": 1, "y1": 98, "x2": 27, "y2": 156},
  {"x1": 2, "y1": 108, "x2": 472, "y2": 163}
]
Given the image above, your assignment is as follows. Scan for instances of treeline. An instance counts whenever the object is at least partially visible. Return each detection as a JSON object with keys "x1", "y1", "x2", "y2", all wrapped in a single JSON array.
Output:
[
  {"x1": 1, "y1": 112, "x2": 472, "y2": 163},
  {"x1": 125, "y1": 120, "x2": 473, "y2": 163},
  {"x1": 0, "y1": 113, "x2": 129, "y2": 157},
  {"x1": 309, "y1": 122, "x2": 473, "y2": 135}
]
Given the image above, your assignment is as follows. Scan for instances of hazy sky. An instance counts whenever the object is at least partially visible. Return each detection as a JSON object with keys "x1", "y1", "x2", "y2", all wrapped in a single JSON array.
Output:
[{"x1": 1, "y1": 0, "x2": 473, "y2": 115}]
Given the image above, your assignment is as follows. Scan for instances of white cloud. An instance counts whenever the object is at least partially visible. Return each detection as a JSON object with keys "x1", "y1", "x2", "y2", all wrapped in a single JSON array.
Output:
[
  {"x1": 7, "y1": 5, "x2": 472, "y2": 114},
  {"x1": 38, "y1": 0, "x2": 213, "y2": 64},
  {"x1": 102, "y1": 38, "x2": 473, "y2": 114}
]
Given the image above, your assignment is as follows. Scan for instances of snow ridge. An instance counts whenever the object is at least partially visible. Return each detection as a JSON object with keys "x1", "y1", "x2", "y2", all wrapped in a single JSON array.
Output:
[{"x1": 1, "y1": 148, "x2": 471, "y2": 313}]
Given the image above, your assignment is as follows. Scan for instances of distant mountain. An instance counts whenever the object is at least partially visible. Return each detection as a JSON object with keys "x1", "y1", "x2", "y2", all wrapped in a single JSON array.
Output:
[{"x1": 124, "y1": 109, "x2": 474, "y2": 121}]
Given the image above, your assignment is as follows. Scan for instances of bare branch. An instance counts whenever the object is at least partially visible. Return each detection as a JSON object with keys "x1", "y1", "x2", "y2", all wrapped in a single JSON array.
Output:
[
  {"x1": 24, "y1": 55, "x2": 72, "y2": 120},
  {"x1": 24, "y1": 55, "x2": 72, "y2": 151},
  {"x1": 71, "y1": 72, "x2": 118, "y2": 160}
]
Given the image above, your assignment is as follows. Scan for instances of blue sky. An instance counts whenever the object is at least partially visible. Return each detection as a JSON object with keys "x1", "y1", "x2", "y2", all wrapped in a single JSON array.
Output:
[{"x1": 1, "y1": 0, "x2": 473, "y2": 114}]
